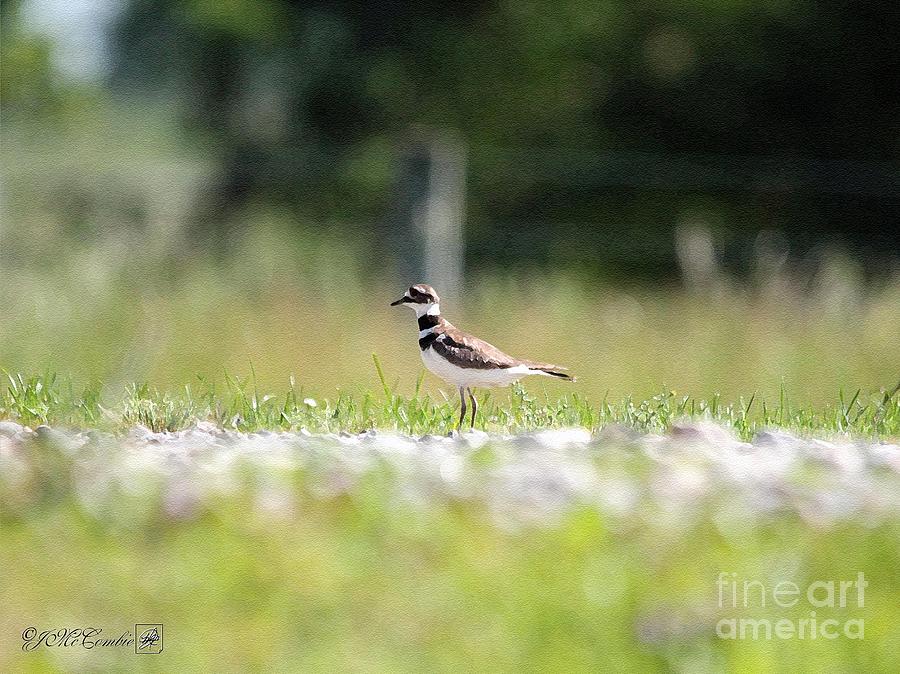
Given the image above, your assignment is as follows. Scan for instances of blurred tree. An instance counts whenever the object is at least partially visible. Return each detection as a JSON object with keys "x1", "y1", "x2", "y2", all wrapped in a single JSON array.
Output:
[
  {"x1": 1, "y1": 0, "x2": 61, "y2": 114},
  {"x1": 99, "y1": 0, "x2": 899, "y2": 277}
]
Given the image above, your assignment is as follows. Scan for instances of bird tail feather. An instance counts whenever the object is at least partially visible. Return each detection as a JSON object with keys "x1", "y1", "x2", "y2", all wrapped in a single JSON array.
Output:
[{"x1": 526, "y1": 363, "x2": 575, "y2": 381}]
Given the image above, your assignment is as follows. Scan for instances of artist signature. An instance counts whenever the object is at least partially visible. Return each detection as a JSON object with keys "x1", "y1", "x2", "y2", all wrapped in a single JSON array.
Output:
[{"x1": 22, "y1": 624, "x2": 163, "y2": 654}]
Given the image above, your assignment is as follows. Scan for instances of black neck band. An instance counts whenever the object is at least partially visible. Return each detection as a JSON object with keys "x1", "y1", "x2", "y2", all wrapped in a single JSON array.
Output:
[
  {"x1": 419, "y1": 333, "x2": 439, "y2": 350},
  {"x1": 418, "y1": 314, "x2": 441, "y2": 330}
]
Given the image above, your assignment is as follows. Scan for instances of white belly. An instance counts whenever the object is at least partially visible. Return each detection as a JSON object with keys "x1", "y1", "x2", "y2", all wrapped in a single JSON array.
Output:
[{"x1": 420, "y1": 347, "x2": 536, "y2": 388}]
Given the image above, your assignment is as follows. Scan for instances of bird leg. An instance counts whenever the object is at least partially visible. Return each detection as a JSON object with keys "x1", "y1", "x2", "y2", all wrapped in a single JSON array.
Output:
[
  {"x1": 457, "y1": 386, "x2": 467, "y2": 431},
  {"x1": 467, "y1": 387, "x2": 477, "y2": 429}
]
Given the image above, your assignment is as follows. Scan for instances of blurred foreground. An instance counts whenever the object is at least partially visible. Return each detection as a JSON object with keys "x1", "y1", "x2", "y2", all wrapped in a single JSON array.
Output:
[{"x1": 2, "y1": 422, "x2": 898, "y2": 670}]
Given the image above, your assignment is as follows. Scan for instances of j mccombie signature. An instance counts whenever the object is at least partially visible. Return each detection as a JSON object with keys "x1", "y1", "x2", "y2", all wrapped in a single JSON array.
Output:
[{"x1": 22, "y1": 627, "x2": 135, "y2": 651}]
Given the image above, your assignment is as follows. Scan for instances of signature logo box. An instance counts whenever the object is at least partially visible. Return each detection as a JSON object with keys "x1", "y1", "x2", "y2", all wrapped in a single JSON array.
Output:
[{"x1": 135, "y1": 624, "x2": 163, "y2": 654}]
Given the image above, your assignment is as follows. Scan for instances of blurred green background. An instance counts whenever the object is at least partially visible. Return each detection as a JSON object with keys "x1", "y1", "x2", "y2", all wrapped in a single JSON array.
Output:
[{"x1": 2, "y1": 0, "x2": 899, "y2": 406}]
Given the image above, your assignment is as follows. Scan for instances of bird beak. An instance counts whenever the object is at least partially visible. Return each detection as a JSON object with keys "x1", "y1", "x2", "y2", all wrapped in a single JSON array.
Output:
[{"x1": 390, "y1": 297, "x2": 407, "y2": 306}]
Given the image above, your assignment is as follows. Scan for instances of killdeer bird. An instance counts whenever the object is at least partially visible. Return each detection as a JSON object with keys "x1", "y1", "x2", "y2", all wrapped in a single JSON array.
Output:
[{"x1": 391, "y1": 284, "x2": 573, "y2": 429}]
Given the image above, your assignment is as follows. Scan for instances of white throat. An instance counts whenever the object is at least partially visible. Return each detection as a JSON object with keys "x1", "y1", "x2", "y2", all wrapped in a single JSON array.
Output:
[{"x1": 413, "y1": 302, "x2": 440, "y2": 317}]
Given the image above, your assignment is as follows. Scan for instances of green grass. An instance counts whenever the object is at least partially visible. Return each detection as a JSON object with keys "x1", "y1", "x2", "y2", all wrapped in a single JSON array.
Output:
[
  {"x1": 2, "y1": 370, "x2": 899, "y2": 439},
  {"x1": 2, "y1": 388, "x2": 898, "y2": 671},
  {"x1": 3, "y1": 487, "x2": 896, "y2": 671},
  {"x1": 3, "y1": 370, "x2": 898, "y2": 672}
]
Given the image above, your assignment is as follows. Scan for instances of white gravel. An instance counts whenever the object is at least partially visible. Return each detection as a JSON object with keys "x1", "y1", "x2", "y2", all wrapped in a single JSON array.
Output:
[{"x1": 1, "y1": 421, "x2": 898, "y2": 528}]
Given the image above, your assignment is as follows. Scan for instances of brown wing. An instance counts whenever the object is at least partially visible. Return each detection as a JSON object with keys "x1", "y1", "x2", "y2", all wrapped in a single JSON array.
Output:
[{"x1": 431, "y1": 326, "x2": 520, "y2": 370}]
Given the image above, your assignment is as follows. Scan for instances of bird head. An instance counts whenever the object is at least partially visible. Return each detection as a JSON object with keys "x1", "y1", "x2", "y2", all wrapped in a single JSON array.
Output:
[{"x1": 390, "y1": 284, "x2": 441, "y2": 316}]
